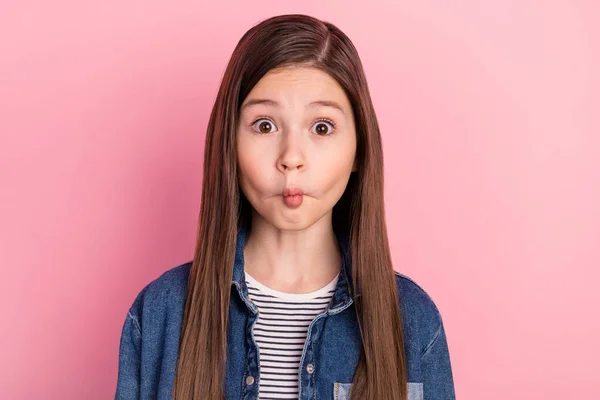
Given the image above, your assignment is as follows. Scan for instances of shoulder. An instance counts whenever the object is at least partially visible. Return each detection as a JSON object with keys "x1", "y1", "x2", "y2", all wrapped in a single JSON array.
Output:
[
  {"x1": 393, "y1": 271, "x2": 445, "y2": 354},
  {"x1": 393, "y1": 271, "x2": 443, "y2": 322},
  {"x1": 127, "y1": 261, "x2": 192, "y2": 318}
]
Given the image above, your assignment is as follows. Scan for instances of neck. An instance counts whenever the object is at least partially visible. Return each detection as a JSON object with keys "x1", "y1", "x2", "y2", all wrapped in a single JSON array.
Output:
[{"x1": 242, "y1": 213, "x2": 341, "y2": 294}]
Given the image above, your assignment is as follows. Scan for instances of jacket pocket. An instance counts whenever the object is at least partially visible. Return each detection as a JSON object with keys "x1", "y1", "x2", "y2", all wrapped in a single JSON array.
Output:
[
  {"x1": 333, "y1": 382, "x2": 423, "y2": 400},
  {"x1": 407, "y1": 382, "x2": 424, "y2": 400},
  {"x1": 333, "y1": 382, "x2": 352, "y2": 400}
]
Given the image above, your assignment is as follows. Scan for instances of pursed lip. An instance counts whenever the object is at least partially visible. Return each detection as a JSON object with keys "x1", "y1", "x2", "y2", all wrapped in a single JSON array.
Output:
[{"x1": 283, "y1": 188, "x2": 304, "y2": 197}]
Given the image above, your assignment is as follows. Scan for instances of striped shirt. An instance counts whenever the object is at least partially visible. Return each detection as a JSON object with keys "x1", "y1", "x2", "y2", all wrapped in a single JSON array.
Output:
[{"x1": 245, "y1": 270, "x2": 339, "y2": 399}]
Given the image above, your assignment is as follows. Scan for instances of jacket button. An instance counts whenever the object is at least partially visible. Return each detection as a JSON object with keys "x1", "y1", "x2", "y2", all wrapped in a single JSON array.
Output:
[
  {"x1": 306, "y1": 363, "x2": 314, "y2": 374},
  {"x1": 246, "y1": 375, "x2": 255, "y2": 385}
]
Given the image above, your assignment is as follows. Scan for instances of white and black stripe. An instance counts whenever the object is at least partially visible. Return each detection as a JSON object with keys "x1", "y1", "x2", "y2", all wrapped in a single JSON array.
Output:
[{"x1": 245, "y1": 271, "x2": 339, "y2": 399}]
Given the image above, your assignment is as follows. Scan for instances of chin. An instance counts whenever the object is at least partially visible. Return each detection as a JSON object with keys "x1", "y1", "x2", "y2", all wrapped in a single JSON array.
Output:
[{"x1": 257, "y1": 211, "x2": 317, "y2": 232}]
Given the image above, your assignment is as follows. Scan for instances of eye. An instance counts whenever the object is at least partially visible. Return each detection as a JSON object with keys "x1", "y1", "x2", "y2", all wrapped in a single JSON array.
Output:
[
  {"x1": 311, "y1": 119, "x2": 336, "y2": 136},
  {"x1": 249, "y1": 117, "x2": 336, "y2": 135},
  {"x1": 251, "y1": 118, "x2": 277, "y2": 134}
]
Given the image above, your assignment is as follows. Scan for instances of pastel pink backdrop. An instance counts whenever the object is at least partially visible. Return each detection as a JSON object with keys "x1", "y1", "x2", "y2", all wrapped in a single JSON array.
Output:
[{"x1": 1, "y1": 1, "x2": 598, "y2": 399}]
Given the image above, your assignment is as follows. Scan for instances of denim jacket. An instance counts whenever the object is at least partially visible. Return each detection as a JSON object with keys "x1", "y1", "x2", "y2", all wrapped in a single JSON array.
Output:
[{"x1": 115, "y1": 223, "x2": 456, "y2": 399}]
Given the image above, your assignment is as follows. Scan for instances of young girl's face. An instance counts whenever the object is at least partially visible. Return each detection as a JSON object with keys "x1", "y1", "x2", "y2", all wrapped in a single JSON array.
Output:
[{"x1": 236, "y1": 65, "x2": 357, "y2": 230}]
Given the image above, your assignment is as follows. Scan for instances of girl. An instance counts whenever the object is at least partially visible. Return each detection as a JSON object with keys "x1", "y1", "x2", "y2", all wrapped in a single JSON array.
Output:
[{"x1": 116, "y1": 14, "x2": 456, "y2": 400}]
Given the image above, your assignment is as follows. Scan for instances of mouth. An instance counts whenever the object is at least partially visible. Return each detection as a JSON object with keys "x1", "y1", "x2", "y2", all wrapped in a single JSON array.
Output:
[
  {"x1": 282, "y1": 187, "x2": 304, "y2": 208},
  {"x1": 283, "y1": 187, "x2": 304, "y2": 197}
]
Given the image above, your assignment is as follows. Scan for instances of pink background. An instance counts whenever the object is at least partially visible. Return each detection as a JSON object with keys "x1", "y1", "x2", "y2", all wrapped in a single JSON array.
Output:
[{"x1": 1, "y1": 1, "x2": 599, "y2": 399}]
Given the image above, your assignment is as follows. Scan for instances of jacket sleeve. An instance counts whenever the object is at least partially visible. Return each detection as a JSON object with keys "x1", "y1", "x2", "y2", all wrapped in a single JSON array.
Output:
[
  {"x1": 115, "y1": 308, "x2": 142, "y2": 400},
  {"x1": 420, "y1": 319, "x2": 456, "y2": 399}
]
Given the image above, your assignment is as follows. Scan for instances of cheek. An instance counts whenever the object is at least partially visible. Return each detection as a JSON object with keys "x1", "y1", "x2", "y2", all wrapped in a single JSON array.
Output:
[
  {"x1": 237, "y1": 149, "x2": 272, "y2": 194},
  {"x1": 312, "y1": 154, "x2": 354, "y2": 196},
  {"x1": 237, "y1": 134, "x2": 271, "y2": 166},
  {"x1": 321, "y1": 139, "x2": 355, "y2": 174}
]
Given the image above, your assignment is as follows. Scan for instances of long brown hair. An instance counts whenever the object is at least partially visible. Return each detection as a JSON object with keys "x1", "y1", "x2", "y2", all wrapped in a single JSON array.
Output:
[{"x1": 173, "y1": 14, "x2": 407, "y2": 400}]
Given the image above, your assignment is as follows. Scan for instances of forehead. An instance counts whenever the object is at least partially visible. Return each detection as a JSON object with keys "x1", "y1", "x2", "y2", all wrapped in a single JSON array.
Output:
[{"x1": 242, "y1": 66, "x2": 351, "y2": 111}]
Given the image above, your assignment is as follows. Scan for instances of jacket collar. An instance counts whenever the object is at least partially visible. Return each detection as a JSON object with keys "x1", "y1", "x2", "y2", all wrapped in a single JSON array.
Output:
[{"x1": 231, "y1": 220, "x2": 355, "y2": 311}]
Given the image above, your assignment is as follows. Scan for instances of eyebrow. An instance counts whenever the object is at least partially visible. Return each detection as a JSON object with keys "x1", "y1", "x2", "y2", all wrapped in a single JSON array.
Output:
[{"x1": 240, "y1": 98, "x2": 347, "y2": 117}]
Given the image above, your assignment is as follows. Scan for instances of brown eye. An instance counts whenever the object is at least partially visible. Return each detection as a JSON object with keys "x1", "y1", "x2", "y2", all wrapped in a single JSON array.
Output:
[
  {"x1": 311, "y1": 120, "x2": 335, "y2": 136},
  {"x1": 252, "y1": 118, "x2": 276, "y2": 134}
]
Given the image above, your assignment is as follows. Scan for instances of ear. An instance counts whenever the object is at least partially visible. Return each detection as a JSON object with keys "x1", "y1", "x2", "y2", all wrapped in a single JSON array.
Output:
[{"x1": 352, "y1": 157, "x2": 358, "y2": 172}]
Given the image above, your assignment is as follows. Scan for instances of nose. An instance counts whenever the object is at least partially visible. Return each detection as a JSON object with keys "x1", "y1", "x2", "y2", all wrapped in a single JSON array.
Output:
[{"x1": 277, "y1": 129, "x2": 306, "y2": 173}]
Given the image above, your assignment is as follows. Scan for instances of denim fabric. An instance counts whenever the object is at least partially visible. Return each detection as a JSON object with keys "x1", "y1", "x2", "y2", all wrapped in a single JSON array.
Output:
[
  {"x1": 115, "y1": 222, "x2": 456, "y2": 399},
  {"x1": 334, "y1": 382, "x2": 423, "y2": 400}
]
